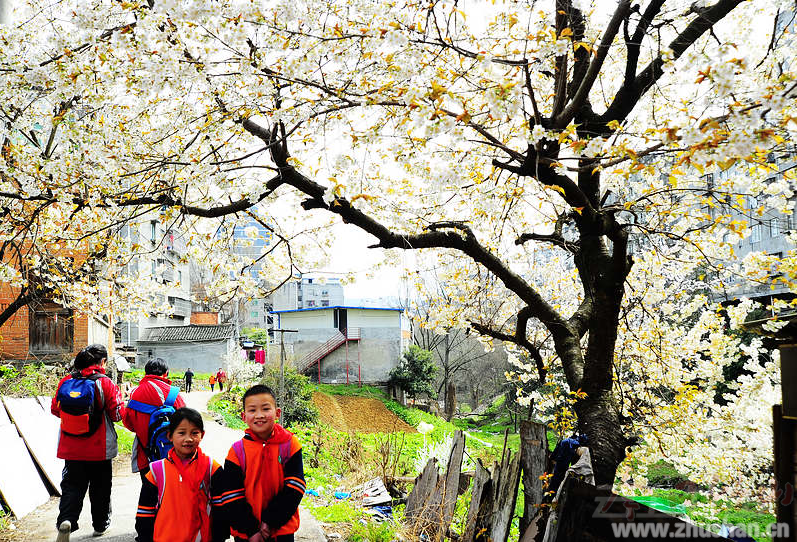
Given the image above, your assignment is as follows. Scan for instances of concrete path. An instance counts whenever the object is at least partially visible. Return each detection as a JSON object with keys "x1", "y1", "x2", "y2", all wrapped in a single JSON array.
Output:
[{"x1": 1, "y1": 391, "x2": 325, "y2": 542}]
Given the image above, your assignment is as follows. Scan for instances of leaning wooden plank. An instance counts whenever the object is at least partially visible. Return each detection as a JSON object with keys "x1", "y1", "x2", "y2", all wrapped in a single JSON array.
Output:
[
  {"x1": 546, "y1": 476, "x2": 731, "y2": 542},
  {"x1": 406, "y1": 457, "x2": 444, "y2": 537},
  {"x1": 519, "y1": 421, "x2": 548, "y2": 534},
  {"x1": 37, "y1": 396, "x2": 52, "y2": 412},
  {"x1": 1, "y1": 396, "x2": 43, "y2": 419},
  {"x1": 490, "y1": 450, "x2": 521, "y2": 542},
  {"x1": 0, "y1": 400, "x2": 11, "y2": 426},
  {"x1": 461, "y1": 460, "x2": 491, "y2": 542},
  {"x1": 440, "y1": 430, "x2": 466, "y2": 530},
  {"x1": 0, "y1": 425, "x2": 50, "y2": 518},
  {"x1": 3, "y1": 397, "x2": 63, "y2": 495}
]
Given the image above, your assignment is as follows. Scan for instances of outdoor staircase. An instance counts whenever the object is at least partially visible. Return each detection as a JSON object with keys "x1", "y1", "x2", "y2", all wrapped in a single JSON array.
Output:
[{"x1": 299, "y1": 327, "x2": 360, "y2": 374}]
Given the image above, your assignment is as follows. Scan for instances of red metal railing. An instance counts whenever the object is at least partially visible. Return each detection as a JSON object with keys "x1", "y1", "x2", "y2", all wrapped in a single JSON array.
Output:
[{"x1": 299, "y1": 328, "x2": 360, "y2": 374}]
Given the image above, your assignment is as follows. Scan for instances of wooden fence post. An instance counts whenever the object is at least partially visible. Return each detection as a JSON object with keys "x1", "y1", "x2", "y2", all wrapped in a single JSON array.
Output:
[
  {"x1": 405, "y1": 431, "x2": 467, "y2": 540},
  {"x1": 519, "y1": 421, "x2": 548, "y2": 534},
  {"x1": 489, "y1": 446, "x2": 522, "y2": 542}
]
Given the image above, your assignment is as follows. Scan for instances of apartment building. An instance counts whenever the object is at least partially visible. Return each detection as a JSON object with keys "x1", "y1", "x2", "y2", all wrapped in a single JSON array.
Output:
[{"x1": 115, "y1": 219, "x2": 192, "y2": 349}]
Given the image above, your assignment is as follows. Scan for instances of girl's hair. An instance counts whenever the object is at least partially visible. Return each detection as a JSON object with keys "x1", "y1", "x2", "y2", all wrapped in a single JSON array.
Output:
[
  {"x1": 73, "y1": 349, "x2": 94, "y2": 370},
  {"x1": 168, "y1": 407, "x2": 204, "y2": 434}
]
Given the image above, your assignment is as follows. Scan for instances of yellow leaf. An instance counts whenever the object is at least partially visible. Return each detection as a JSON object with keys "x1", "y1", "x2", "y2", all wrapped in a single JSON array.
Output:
[
  {"x1": 573, "y1": 207, "x2": 584, "y2": 215},
  {"x1": 350, "y1": 193, "x2": 376, "y2": 203}
]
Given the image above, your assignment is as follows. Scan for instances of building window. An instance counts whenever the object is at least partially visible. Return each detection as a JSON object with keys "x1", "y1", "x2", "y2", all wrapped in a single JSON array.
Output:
[
  {"x1": 150, "y1": 221, "x2": 157, "y2": 243},
  {"x1": 771, "y1": 218, "x2": 781, "y2": 237},
  {"x1": 321, "y1": 300, "x2": 329, "y2": 306},
  {"x1": 751, "y1": 222, "x2": 762, "y2": 243},
  {"x1": 251, "y1": 311, "x2": 259, "y2": 318},
  {"x1": 702, "y1": 173, "x2": 714, "y2": 191},
  {"x1": 177, "y1": 270, "x2": 182, "y2": 283},
  {"x1": 307, "y1": 300, "x2": 316, "y2": 307},
  {"x1": 321, "y1": 290, "x2": 329, "y2": 297},
  {"x1": 151, "y1": 260, "x2": 157, "y2": 277},
  {"x1": 29, "y1": 304, "x2": 74, "y2": 354}
]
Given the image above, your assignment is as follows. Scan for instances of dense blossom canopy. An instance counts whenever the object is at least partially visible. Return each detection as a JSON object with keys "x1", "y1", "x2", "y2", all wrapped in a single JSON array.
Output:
[{"x1": 1, "y1": 0, "x2": 795, "y2": 488}]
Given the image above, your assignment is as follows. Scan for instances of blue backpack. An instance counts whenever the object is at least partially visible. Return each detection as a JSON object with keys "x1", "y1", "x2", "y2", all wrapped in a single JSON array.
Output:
[
  {"x1": 56, "y1": 373, "x2": 105, "y2": 436},
  {"x1": 126, "y1": 386, "x2": 180, "y2": 462}
]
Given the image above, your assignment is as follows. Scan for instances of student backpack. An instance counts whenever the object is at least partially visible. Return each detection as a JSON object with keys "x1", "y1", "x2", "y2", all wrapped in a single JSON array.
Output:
[
  {"x1": 127, "y1": 385, "x2": 180, "y2": 462},
  {"x1": 56, "y1": 372, "x2": 105, "y2": 436},
  {"x1": 231, "y1": 438, "x2": 292, "y2": 476}
]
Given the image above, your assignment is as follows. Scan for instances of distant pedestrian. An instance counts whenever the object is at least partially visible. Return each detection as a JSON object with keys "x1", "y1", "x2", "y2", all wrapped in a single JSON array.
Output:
[
  {"x1": 184, "y1": 368, "x2": 194, "y2": 392},
  {"x1": 215, "y1": 368, "x2": 227, "y2": 392},
  {"x1": 209, "y1": 374, "x2": 216, "y2": 392},
  {"x1": 52, "y1": 344, "x2": 124, "y2": 542}
]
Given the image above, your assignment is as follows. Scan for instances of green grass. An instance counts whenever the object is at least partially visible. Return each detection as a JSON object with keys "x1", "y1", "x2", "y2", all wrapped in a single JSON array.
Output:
[
  {"x1": 115, "y1": 422, "x2": 135, "y2": 455},
  {"x1": 206, "y1": 394, "x2": 248, "y2": 430},
  {"x1": 0, "y1": 508, "x2": 12, "y2": 532},
  {"x1": 309, "y1": 501, "x2": 363, "y2": 523},
  {"x1": 646, "y1": 460, "x2": 690, "y2": 488},
  {"x1": 315, "y1": 383, "x2": 389, "y2": 399},
  {"x1": 349, "y1": 519, "x2": 398, "y2": 542},
  {"x1": 683, "y1": 496, "x2": 776, "y2": 542}
]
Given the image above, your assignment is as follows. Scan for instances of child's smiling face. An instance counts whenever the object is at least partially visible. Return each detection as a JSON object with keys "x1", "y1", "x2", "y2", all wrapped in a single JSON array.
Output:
[
  {"x1": 168, "y1": 419, "x2": 204, "y2": 460},
  {"x1": 242, "y1": 392, "x2": 281, "y2": 440}
]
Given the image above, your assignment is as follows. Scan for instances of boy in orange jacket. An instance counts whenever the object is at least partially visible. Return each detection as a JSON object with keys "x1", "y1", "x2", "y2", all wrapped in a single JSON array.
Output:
[
  {"x1": 135, "y1": 408, "x2": 228, "y2": 542},
  {"x1": 222, "y1": 385, "x2": 305, "y2": 542}
]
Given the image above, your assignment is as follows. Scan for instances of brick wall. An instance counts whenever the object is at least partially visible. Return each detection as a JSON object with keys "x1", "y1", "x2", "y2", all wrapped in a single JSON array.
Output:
[
  {"x1": 0, "y1": 283, "x2": 90, "y2": 361},
  {"x1": 191, "y1": 312, "x2": 220, "y2": 325}
]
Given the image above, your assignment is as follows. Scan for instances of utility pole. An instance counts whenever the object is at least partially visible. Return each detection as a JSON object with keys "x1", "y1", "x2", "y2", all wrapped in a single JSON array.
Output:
[{"x1": 273, "y1": 328, "x2": 297, "y2": 408}]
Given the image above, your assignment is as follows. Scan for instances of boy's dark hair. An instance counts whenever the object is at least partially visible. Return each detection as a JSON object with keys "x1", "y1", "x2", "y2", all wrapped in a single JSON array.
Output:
[
  {"x1": 168, "y1": 407, "x2": 204, "y2": 434},
  {"x1": 84, "y1": 344, "x2": 107, "y2": 365},
  {"x1": 145, "y1": 358, "x2": 169, "y2": 376},
  {"x1": 242, "y1": 384, "x2": 277, "y2": 407},
  {"x1": 73, "y1": 349, "x2": 94, "y2": 370}
]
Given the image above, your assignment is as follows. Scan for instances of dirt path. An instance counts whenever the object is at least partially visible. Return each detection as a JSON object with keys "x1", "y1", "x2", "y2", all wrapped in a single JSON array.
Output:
[
  {"x1": 1, "y1": 391, "x2": 325, "y2": 542},
  {"x1": 312, "y1": 392, "x2": 416, "y2": 434}
]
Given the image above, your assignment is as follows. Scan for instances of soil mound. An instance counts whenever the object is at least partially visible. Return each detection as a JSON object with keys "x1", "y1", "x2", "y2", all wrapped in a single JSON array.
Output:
[{"x1": 312, "y1": 392, "x2": 416, "y2": 434}]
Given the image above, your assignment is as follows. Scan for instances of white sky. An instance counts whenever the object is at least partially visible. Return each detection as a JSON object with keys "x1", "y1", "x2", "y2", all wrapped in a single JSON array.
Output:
[{"x1": 311, "y1": 222, "x2": 410, "y2": 304}]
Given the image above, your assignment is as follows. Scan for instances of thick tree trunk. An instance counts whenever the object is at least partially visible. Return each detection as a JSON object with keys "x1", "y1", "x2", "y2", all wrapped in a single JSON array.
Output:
[{"x1": 574, "y1": 391, "x2": 627, "y2": 488}]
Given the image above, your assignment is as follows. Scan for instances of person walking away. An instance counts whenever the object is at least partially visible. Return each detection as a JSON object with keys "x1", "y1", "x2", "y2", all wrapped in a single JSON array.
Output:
[
  {"x1": 52, "y1": 344, "x2": 125, "y2": 542},
  {"x1": 135, "y1": 408, "x2": 228, "y2": 542},
  {"x1": 209, "y1": 374, "x2": 216, "y2": 392},
  {"x1": 222, "y1": 385, "x2": 305, "y2": 542},
  {"x1": 215, "y1": 368, "x2": 227, "y2": 392},
  {"x1": 184, "y1": 368, "x2": 194, "y2": 393},
  {"x1": 123, "y1": 358, "x2": 186, "y2": 479}
]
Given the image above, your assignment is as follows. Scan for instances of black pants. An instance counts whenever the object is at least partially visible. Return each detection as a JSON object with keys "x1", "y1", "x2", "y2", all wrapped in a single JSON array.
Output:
[
  {"x1": 57, "y1": 459, "x2": 113, "y2": 532},
  {"x1": 185, "y1": 380, "x2": 192, "y2": 392},
  {"x1": 218, "y1": 381, "x2": 224, "y2": 391}
]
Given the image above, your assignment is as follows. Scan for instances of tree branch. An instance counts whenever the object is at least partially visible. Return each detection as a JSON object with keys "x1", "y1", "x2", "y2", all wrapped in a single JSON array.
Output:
[
  {"x1": 600, "y1": 0, "x2": 744, "y2": 126},
  {"x1": 554, "y1": 0, "x2": 631, "y2": 128}
]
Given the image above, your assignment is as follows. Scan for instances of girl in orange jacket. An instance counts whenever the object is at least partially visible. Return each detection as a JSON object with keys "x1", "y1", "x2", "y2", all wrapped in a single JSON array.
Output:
[{"x1": 135, "y1": 408, "x2": 228, "y2": 542}]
